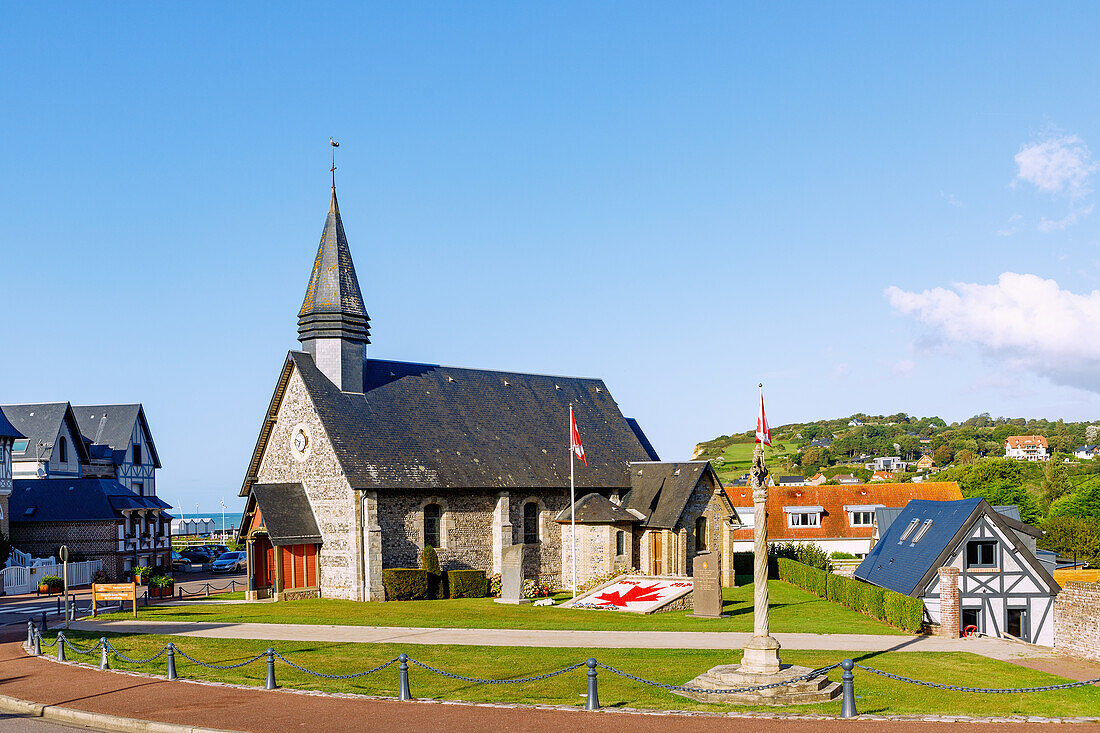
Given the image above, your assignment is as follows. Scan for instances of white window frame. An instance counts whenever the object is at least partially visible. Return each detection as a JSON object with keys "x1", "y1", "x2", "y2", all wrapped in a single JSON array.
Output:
[{"x1": 787, "y1": 512, "x2": 820, "y2": 528}]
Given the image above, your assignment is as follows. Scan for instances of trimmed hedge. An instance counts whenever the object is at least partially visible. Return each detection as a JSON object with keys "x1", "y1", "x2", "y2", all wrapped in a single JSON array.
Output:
[
  {"x1": 447, "y1": 569, "x2": 488, "y2": 598},
  {"x1": 382, "y1": 569, "x2": 428, "y2": 601},
  {"x1": 422, "y1": 545, "x2": 444, "y2": 599},
  {"x1": 776, "y1": 558, "x2": 925, "y2": 633}
]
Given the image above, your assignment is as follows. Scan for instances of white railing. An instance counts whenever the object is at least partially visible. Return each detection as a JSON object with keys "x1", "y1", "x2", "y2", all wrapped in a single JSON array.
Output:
[
  {"x1": 5, "y1": 547, "x2": 56, "y2": 568},
  {"x1": 831, "y1": 558, "x2": 863, "y2": 576},
  {"x1": 2, "y1": 559, "x2": 103, "y2": 595}
]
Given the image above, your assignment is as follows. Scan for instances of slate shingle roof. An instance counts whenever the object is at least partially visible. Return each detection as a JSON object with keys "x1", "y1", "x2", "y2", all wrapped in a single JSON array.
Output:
[
  {"x1": 622, "y1": 461, "x2": 719, "y2": 529},
  {"x1": 554, "y1": 493, "x2": 640, "y2": 524},
  {"x1": 72, "y1": 404, "x2": 162, "y2": 468},
  {"x1": 251, "y1": 483, "x2": 323, "y2": 546},
  {"x1": 244, "y1": 351, "x2": 661, "y2": 495},
  {"x1": 10, "y1": 478, "x2": 170, "y2": 523},
  {"x1": 0, "y1": 409, "x2": 23, "y2": 440},
  {"x1": 0, "y1": 403, "x2": 90, "y2": 463}
]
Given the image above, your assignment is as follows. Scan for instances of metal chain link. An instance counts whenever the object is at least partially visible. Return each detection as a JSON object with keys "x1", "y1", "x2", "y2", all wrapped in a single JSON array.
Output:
[
  {"x1": 103, "y1": 638, "x2": 168, "y2": 665},
  {"x1": 35, "y1": 631, "x2": 59, "y2": 648},
  {"x1": 62, "y1": 636, "x2": 103, "y2": 655},
  {"x1": 596, "y1": 661, "x2": 840, "y2": 694},
  {"x1": 173, "y1": 647, "x2": 267, "y2": 670},
  {"x1": 854, "y1": 664, "x2": 1100, "y2": 693},
  {"x1": 273, "y1": 652, "x2": 399, "y2": 679},
  {"x1": 409, "y1": 658, "x2": 587, "y2": 684}
]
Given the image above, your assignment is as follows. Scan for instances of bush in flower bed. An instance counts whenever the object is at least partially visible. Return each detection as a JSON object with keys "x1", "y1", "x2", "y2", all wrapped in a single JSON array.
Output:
[
  {"x1": 39, "y1": 575, "x2": 63, "y2": 592},
  {"x1": 382, "y1": 569, "x2": 428, "y2": 600},
  {"x1": 523, "y1": 579, "x2": 555, "y2": 599},
  {"x1": 489, "y1": 573, "x2": 502, "y2": 597},
  {"x1": 776, "y1": 558, "x2": 925, "y2": 633},
  {"x1": 149, "y1": 575, "x2": 175, "y2": 597},
  {"x1": 447, "y1": 569, "x2": 488, "y2": 598}
]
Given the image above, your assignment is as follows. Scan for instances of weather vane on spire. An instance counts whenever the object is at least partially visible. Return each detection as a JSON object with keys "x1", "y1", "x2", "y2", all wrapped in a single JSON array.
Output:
[{"x1": 330, "y1": 137, "x2": 340, "y2": 188}]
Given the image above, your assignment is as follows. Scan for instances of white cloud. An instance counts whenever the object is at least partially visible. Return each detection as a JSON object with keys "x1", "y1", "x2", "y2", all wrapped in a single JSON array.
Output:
[
  {"x1": 940, "y1": 191, "x2": 965, "y2": 208},
  {"x1": 1038, "y1": 204, "x2": 1094, "y2": 232},
  {"x1": 892, "y1": 359, "x2": 915, "y2": 377},
  {"x1": 996, "y1": 213, "x2": 1023, "y2": 237},
  {"x1": 1014, "y1": 134, "x2": 1097, "y2": 197},
  {"x1": 886, "y1": 272, "x2": 1100, "y2": 391}
]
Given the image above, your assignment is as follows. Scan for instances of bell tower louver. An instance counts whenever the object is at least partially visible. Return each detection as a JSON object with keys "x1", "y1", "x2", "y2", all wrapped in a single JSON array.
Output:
[{"x1": 297, "y1": 186, "x2": 370, "y2": 392}]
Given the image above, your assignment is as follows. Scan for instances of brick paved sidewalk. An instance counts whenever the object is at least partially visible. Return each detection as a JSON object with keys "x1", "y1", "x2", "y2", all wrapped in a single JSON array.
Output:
[{"x1": 2, "y1": 637, "x2": 1099, "y2": 733}]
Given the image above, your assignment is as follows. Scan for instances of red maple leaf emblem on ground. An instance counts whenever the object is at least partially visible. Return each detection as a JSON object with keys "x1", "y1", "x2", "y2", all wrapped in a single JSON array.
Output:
[{"x1": 594, "y1": 583, "x2": 666, "y2": 607}]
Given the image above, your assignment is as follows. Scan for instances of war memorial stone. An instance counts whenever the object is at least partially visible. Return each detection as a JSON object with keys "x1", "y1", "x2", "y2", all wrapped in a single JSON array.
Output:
[
  {"x1": 689, "y1": 552, "x2": 724, "y2": 618},
  {"x1": 494, "y1": 544, "x2": 529, "y2": 604}
]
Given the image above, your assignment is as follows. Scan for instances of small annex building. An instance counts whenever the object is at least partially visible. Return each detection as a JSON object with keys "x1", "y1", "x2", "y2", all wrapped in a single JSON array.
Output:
[
  {"x1": 727, "y1": 482, "x2": 964, "y2": 558},
  {"x1": 238, "y1": 181, "x2": 721, "y2": 602},
  {"x1": 855, "y1": 498, "x2": 1060, "y2": 645},
  {"x1": 555, "y1": 461, "x2": 737, "y2": 588}
]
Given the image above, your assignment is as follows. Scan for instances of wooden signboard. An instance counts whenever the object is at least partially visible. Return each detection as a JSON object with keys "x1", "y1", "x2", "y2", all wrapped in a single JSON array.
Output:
[{"x1": 92, "y1": 582, "x2": 138, "y2": 618}]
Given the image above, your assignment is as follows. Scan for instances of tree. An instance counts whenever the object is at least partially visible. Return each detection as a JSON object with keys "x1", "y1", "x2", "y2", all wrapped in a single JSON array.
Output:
[
  {"x1": 1048, "y1": 479, "x2": 1100, "y2": 520},
  {"x1": 933, "y1": 445, "x2": 954, "y2": 466},
  {"x1": 421, "y1": 544, "x2": 443, "y2": 599},
  {"x1": 799, "y1": 447, "x2": 828, "y2": 472},
  {"x1": 956, "y1": 449, "x2": 977, "y2": 465},
  {"x1": 1041, "y1": 460, "x2": 1071, "y2": 507},
  {"x1": 1039, "y1": 516, "x2": 1100, "y2": 566}
]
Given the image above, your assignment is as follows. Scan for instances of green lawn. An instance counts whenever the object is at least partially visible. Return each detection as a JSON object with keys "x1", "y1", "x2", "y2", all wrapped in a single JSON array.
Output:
[
  {"x1": 108, "y1": 581, "x2": 905, "y2": 635},
  {"x1": 40, "y1": 630, "x2": 1100, "y2": 717}
]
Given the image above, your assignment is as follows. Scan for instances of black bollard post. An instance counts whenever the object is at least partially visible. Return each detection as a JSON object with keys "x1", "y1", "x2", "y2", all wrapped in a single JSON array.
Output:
[
  {"x1": 166, "y1": 643, "x2": 177, "y2": 680},
  {"x1": 100, "y1": 638, "x2": 110, "y2": 670},
  {"x1": 178, "y1": 586, "x2": 182, "y2": 600},
  {"x1": 32, "y1": 629, "x2": 41, "y2": 656},
  {"x1": 40, "y1": 611, "x2": 47, "y2": 632},
  {"x1": 205, "y1": 584, "x2": 210, "y2": 598},
  {"x1": 398, "y1": 654, "x2": 411, "y2": 701},
  {"x1": 57, "y1": 632, "x2": 66, "y2": 662},
  {"x1": 840, "y1": 659, "x2": 857, "y2": 718},
  {"x1": 265, "y1": 648, "x2": 277, "y2": 689},
  {"x1": 585, "y1": 658, "x2": 600, "y2": 711},
  {"x1": 57, "y1": 597, "x2": 61, "y2": 617},
  {"x1": 26, "y1": 620, "x2": 33, "y2": 648}
]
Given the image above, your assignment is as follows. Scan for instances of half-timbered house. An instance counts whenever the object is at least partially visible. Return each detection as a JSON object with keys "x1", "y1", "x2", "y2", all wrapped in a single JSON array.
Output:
[{"x1": 855, "y1": 498, "x2": 1060, "y2": 645}]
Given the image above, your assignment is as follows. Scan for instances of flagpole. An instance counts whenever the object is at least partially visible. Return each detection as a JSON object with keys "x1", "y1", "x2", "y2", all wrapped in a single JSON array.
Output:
[{"x1": 570, "y1": 404, "x2": 577, "y2": 599}]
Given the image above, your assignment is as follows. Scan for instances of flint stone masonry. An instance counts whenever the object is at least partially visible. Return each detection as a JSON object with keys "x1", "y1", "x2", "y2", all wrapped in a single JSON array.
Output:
[{"x1": 1054, "y1": 581, "x2": 1100, "y2": 663}]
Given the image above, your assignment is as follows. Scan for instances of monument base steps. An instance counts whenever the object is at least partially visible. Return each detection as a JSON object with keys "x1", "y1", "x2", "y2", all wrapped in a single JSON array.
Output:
[
  {"x1": 674, "y1": 663, "x2": 842, "y2": 706},
  {"x1": 493, "y1": 598, "x2": 531, "y2": 604}
]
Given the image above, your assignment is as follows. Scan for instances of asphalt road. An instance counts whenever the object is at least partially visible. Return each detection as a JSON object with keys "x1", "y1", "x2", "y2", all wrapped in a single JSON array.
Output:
[{"x1": 0, "y1": 713, "x2": 99, "y2": 731}]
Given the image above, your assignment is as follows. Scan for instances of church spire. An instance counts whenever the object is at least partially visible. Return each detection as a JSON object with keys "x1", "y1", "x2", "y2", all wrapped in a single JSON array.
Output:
[{"x1": 297, "y1": 143, "x2": 370, "y2": 392}]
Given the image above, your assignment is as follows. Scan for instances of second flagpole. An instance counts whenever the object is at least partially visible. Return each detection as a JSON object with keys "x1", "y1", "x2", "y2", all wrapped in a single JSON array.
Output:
[{"x1": 570, "y1": 404, "x2": 577, "y2": 599}]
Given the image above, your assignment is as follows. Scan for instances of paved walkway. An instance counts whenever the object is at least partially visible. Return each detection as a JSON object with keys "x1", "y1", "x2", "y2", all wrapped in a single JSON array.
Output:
[{"x1": 2, "y1": 640, "x2": 1098, "y2": 733}]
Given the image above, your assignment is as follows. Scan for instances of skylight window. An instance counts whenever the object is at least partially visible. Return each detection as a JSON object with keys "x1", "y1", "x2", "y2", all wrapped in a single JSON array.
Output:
[
  {"x1": 899, "y1": 519, "x2": 920, "y2": 542},
  {"x1": 24, "y1": 507, "x2": 36, "y2": 516},
  {"x1": 12, "y1": 439, "x2": 28, "y2": 454},
  {"x1": 912, "y1": 519, "x2": 934, "y2": 543}
]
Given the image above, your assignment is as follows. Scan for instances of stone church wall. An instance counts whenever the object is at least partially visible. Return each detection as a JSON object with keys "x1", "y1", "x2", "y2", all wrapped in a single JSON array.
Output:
[{"x1": 256, "y1": 369, "x2": 360, "y2": 601}]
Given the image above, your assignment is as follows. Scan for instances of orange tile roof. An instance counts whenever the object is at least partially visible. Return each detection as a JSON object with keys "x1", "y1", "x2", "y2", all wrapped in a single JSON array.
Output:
[
  {"x1": 1006, "y1": 435, "x2": 1047, "y2": 449},
  {"x1": 726, "y1": 482, "x2": 964, "y2": 541}
]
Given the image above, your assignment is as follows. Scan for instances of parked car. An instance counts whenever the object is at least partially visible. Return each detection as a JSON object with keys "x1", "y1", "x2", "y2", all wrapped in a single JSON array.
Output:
[
  {"x1": 171, "y1": 550, "x2": 192, "y2": 571},
  {"x1": 204, "y1": 544, "x2": 230, "y2": 556},
  {"x1": 180, "y1": 549, "x2": 215, "y2": 565},
  {"x1": 211, "y1": 551, "x2": 246, "y2": 573}
]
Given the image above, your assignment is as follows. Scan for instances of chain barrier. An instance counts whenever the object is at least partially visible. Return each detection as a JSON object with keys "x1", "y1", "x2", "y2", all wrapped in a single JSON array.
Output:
[
  {"x1": 854, "y1": 664, "x2": 1100, "y2": 693},
  {"x1": 408, "y1": 657, "x2": 586, "y2": 685},
  {"x1": 273, "y1": 651, "x2": 399, "y2": 680},
  {"x1": 596, "y1": 661, "x2": 840, "y2": 694},
  {"x1": 103, "y1": 638, "x2": 168, "y2": 665},
  {"x1": 61, "y1": 635, "x2": 103, "y2": 655},
  {"x1": 36, "y1": 633, "x2": 59, "y2": 648},
  {"x1": 172, "y1": 646, "x2": 267, "y2": 670}
]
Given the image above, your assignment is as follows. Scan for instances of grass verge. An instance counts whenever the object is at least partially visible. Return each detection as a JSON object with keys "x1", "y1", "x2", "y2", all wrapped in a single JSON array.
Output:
[{"x1": 40, "y1": 630, "x2": 1100, "y2": 717}]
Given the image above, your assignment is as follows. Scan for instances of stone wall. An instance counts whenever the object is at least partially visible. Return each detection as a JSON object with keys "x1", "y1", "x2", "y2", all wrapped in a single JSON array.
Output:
[
  {"x1": 559, "y1": 521, "x2": 633, "y2": 589},
  {"x1": 1054, "y1": 581, "x2": 1100, "y2": 662},
  {"x1": 256, "y1": 368, "x2": 361, "y2": 600},
  {"x1": 936, "y1": 566, "x2": 960, "y2": 638}
]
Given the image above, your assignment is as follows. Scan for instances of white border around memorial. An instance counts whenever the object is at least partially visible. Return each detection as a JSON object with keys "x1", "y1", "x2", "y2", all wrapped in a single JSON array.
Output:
[{"x1": 558, "y1": 574, "x2": 693, "y2": 614}]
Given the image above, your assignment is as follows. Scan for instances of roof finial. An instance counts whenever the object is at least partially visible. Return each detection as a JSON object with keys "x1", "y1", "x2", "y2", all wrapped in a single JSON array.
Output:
[{"x1": 329, "y1": 137, "x2": 340, "y2": 190}]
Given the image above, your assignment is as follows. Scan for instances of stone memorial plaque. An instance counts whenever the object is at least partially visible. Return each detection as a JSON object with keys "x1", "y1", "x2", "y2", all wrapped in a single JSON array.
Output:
[
  {"x1": 494, "y1": 544, "x2": 530, "y2": 604},
  {"x1": 690, "y1": 552, "x2": 725, "y2": 618}
]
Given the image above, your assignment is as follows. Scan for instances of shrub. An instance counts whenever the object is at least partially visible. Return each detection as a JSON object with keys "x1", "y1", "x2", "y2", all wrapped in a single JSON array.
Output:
[
  {"x1": 883, "y1": 590, "x2": 924, "y2": 632},
  {"x1": 864, "y1": 586, "x2": 885, "y2": 619},
  {"x1": 40, "y1": 575, "x2": 63, "y2": 590},
  {"x1": 489, "y1": 573, "x2": 502, "y2": 597},
  {"x1": 523, "y1": 578, "x2": 555, "y2": 599},
  {"x1": 447, "y1": 569, "x2": 488, "y2": 598},
  {"x1": 382, "y1": 569, "x2": 428, "y2": 601},
  {"x1": 132, "y1": 565, "x2": 152, "y2": 582},
  {"x1": 830, "y1": 551, "x2": 857, "y2": 559},
  {"x1": 92, "y1": 569, "x2": 109, "y2": 585},
  {"x1": 421, "y1": 545, "x2": 443, "y2": 599},
  {"x1": 149, "y1": 575, "x2": 175, "y2": 589}
]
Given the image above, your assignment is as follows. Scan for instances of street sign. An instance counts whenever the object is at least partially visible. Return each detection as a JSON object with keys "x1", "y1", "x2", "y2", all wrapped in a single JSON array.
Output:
[{"x1": 92, "y1": 583, "x2": 137, "y2": 618}]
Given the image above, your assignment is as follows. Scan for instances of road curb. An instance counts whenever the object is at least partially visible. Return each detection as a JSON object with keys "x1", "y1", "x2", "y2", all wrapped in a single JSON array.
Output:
[{"x1": 0, "y1": 692, "x2": 240, "y2": 733}]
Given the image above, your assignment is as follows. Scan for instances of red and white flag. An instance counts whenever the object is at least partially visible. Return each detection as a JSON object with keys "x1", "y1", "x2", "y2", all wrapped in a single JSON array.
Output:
[
  {"x1": 570, "y1": 405, "x2": 587, "y2": 465},
  {"x1": 755, "y1": 385, "x2": 771, "y2": 446}
]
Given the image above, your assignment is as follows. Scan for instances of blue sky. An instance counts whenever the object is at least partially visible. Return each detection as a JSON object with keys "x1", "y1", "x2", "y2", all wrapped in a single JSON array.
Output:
[{"x1": 5, "y1": 3, "x2": 1100, "y2": 511}]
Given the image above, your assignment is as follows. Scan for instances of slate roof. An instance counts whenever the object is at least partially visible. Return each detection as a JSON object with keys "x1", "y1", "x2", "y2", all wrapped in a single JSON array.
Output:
[
  {"x1": 776, "y1": 475, "x2": 807, "y2": 485},
  {"x1": 0, "y1": 403, "x2": 90, "y2": 463},
  {"x1": 728, "y1": 482, "x2": 964, "y2": 542},
  {"x1": 622, "y1": 461, "x2": 722, "y2": 529},
  {"x1": 873, "y1": 506, "x2": 904, "y2": 535},
  {"x1": 243, "y1": 351, "x2": 660, "y2": 495},
  {"x1": 554, "y1": 493, "x2": 640, "y2": 524},
  {"x1": 251, "y1": 483, "x2": 322, "y2": 546},
  {"x1": 10, "y1": 479, "x2": 170, "y2": 523},
  {"x1": 0, "y1": 409, "x2": 24, "y2": 440},
  {"x1": 297, "y1": 188, "x2": 370, "y2": 345},
  {"x1": 73, "y1": 404, "x2": 162, "y2": 468},
  {"x1": 855, "y1": 498, "x2": 1058, "y2": 597}
]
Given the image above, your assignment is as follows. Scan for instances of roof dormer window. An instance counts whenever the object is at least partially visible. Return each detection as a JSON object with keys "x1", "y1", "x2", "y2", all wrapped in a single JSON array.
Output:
[
  {"x1": 912, "y1": 519, "x2": 933, "y2": 543},
  {"x1": 899, "y1": 518, "x2": 920, "y2": 542}
]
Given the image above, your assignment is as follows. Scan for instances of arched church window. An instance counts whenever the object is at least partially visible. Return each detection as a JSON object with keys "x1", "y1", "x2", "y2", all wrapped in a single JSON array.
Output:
[
  {"x1": 424, "y1": 504, "x2": 442, "y2": 548},
  {"x1": 523, "y1": 502, "x2": 540, "y2": 544},
  {"x1": 695, "y1": 516, "x2": 708, "y2": 551},
  {"x1": 58, "y1": 437, "x2": 68, "y2": 464}
]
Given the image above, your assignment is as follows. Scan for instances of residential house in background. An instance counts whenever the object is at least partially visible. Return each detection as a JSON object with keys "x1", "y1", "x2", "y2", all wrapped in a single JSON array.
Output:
[
  {"x1": 1005, "y1": 435, "x2": 1049, "y2": 462},
  {"x1": 848, "y1": 419, "x2": 864, "y2": 427},
  {"x1": 776, "y1": 475, "x2": 809, "y2": 487},
  {"x1": 915, "y1": 454, "x2": 936, "y2": 471},
  {"x1": 1072, "y1": 445, "x2": 1100, "y2": 460},
  {"x1": 0, "y1": 402, "x2": 169, "y2": 579},
  {"x1": 0, "y1": 410, "x2": 22, "y2": 538},
  {"x1": 856, "y1": 498, "x2": 1060, "y2": 645},
  {"x1": 870, "y1": 471, "x2": 895, "y2": 482},
  {"x1": 808, "y1": 473, "x2": 827, "y2": 486},
  {"x1": 866, "y1": 456, "x2": 907, "y2": 472},
  {"x1": 833, "y1": 473, "x2": 860, "y2": 485},
  {"x1": 808, "y1": 438, "x2": 833, "y2": 449},
  {"x1": 726, "y1": 482, "x2": 964, "y2": 558}
]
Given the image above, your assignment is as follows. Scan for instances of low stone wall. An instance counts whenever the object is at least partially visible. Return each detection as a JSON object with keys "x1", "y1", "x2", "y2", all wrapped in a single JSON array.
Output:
[{"x1": 1054, "y1": 581, "x2": 1100, "y2": 663}]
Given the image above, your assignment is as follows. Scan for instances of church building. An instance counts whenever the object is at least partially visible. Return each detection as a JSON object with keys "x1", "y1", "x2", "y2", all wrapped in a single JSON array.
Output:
[{"x1": 239, "y1": 180, "x2": 734, "y2": 601}]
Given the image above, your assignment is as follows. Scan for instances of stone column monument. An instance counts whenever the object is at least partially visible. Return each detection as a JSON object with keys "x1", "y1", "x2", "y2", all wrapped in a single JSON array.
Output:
[{"x1": 739, "y1": 442, "x2": 781, "y2": 673}]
